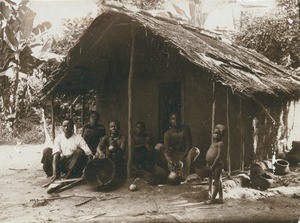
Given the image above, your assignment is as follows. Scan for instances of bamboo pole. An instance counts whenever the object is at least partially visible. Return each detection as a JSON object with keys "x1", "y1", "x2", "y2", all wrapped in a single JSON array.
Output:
[
  {"x1": 51, "y1": 94, "x2": 55, "y2": 142},
  {"x1": 226, "y1": 89, "x2": 231, "y2": 176},
  {"x1": 211, "y1": 81, "x2": 216, "y2": 143},
  {"x1": 127, "y1": 24, "x2": 135, "y2": 179},
  {"x1": 239, "y1": 98, "x2": 244, "y2": 171}
]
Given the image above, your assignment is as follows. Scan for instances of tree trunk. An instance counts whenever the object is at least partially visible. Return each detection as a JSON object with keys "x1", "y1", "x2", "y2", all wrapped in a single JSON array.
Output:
[
  {"x1": 12, "y1": 60, "x2": 20, "y2": 117},
  {"x1": 239, "y1": 98, "x2": 244, "y2": 171}
]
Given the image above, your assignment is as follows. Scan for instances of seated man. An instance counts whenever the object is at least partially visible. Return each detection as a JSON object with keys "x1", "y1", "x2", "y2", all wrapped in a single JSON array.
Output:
[
  {"x1": 132, "y1": 121, "x2": 155, "y2": 172},
  {"x1": 96, "y1": 120, "x2": 126, "y2": 179},
  {"x1": 159, "y1": 112, "x2": 200, "y2": 180},
  {"x1": 41, "y1": 118, "x2": 93, "y2": 181},
  {"x1": 82, "y1": 111, "x2": 106, "y2": 155}
]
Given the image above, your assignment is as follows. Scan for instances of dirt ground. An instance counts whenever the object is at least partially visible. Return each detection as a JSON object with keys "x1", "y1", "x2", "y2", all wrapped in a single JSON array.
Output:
[{"x1": 1, "y1": 144, "x2": 300, "y2": 223}]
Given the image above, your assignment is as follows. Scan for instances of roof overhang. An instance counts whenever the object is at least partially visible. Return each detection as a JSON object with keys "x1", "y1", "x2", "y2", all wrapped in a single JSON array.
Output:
[{"x1": 42, "y1": 8, "x2": 300, "y2": 101}]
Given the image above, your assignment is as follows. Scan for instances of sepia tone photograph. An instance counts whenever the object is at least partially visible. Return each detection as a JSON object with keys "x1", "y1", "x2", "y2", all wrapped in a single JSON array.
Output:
[{"x1": 1, "y1": 0, "x2": 300, "y2": 222}]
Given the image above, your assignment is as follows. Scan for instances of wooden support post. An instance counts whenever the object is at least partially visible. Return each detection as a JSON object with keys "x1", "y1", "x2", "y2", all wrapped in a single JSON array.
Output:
[
  {"x1": 127, "y1": 24, "x2": 135, "y2": 179},
  {"x1": 226, "y1": 89, "x2": 231, "y2": 176},
  {"x1": 239, "y1": 98, "x2": 245, "y2": 171},
  {"x1": 298, "y1": 0, "x2": 300, "y2": 19},
  {"x1": 51, "y1": 94, "x2": 55, "y2": 142},
  {"x1": 211, "y1": 81, "x2": 216, "y2": 143},
  {"x1": 82, "y1": 94, "x2": 86, "y2": 127}
]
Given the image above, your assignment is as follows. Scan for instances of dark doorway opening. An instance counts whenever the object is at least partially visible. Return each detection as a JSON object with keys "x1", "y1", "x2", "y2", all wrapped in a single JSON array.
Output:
[{"x1": 158, "y1": 82, "x2": 181, "y2": 142}]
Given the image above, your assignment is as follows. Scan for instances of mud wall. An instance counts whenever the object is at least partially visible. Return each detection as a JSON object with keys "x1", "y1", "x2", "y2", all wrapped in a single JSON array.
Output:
[{"x1": 93, "y1": 25, "x2": 292, "y2": 171}]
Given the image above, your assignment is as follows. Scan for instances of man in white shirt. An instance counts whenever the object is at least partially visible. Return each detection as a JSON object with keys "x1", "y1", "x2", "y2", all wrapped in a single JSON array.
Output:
[{"x1": 41, "y1": 118, "x2": 92, "y2": 180}]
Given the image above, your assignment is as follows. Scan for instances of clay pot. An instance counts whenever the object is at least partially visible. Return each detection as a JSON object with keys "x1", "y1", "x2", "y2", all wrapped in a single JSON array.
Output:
[
  {"x1": 251, "y1": 173, "x2": 273, "y2": 191},
  {"x1": 167, "y1": 171, "x2": 182, "y2": 185},
  {"x1": 287, "y1": 141, "x2": 300, "y2": 165},
  {"x1": 292, "y1": 141, "x2": 300, "y2": 152},
  {"x1": 286, "y1": 152, "x2": 300, "y2": 165},
  {"x1": 250, "y1": 163, "x2": 266, "y2": 179},
  {"x1": 274, "y1": 159, "x2": 290, "y2": 175}
]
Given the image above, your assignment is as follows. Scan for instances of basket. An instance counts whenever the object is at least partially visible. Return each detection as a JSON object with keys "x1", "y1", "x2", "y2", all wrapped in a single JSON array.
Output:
[{"x1": 84, "y1": 158, "x2": 115, "y2": 190}]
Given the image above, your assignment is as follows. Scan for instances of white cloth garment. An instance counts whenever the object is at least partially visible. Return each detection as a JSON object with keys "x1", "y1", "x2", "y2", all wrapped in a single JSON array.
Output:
[{"x1": 52, "y1": 133, "x2": 92, "y2": 156}]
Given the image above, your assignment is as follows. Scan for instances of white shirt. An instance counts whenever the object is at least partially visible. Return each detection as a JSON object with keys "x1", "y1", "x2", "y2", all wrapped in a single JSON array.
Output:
[{"x1": 52, "y1": 133, "x2": 92, "y2": 156}]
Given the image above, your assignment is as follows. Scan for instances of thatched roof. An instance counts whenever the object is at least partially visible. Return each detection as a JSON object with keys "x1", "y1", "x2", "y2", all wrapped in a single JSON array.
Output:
[{"x1": 42, "y1": 8, "x2": 300, "y2": 100}]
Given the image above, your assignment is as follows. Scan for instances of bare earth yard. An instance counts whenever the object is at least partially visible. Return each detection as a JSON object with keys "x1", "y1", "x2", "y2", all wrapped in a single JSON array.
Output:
[{"x1": 1, "y1": 144, "x2": 300, "y2": 223}]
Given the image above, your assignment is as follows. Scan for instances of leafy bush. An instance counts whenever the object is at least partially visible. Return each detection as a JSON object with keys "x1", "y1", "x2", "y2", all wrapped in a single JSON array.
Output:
[
  {"x1": 0, "y1": 118, "x2": 45, "y2": 145},
  {"x1": 0, "y1": 122, "x2": 15, "y2": 145}
]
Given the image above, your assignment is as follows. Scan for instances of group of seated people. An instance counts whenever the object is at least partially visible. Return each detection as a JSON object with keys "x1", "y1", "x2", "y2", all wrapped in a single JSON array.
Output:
[{"x1": 41, "y1": 111, "x2": 226, "y2": 204}]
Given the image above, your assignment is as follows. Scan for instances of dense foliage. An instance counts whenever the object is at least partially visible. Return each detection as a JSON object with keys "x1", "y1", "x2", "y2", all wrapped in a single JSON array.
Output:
[
  {"x1": 0, "y1": 0, "x2": 53, "y2": 144},
  {"x1": 235, "y1": 0, "x2": 300, "y2": 70}
]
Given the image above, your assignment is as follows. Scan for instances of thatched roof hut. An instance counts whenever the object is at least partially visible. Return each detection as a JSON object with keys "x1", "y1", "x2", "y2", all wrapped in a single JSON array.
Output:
[
  {"x1": 42, "y1": 8, "x2": 300, "y2": 174},
  {"x1": 42, "y1": 8, "x2": 300, "y2": 101}
]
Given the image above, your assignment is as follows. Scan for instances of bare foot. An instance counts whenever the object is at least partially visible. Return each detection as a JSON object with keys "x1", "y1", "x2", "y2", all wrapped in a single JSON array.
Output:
[
  {"x1": 204, "y1": 199, "x2": 218, "y2": 205},
  {"x1": 205, "y1": 199, "x2": 224, "y2": 205},
  {"x1": 217, "y1": 198, "x2": 224, "y2": 204}
]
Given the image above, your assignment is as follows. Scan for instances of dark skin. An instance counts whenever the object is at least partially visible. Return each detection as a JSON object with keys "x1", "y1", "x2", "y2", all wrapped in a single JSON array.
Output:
[
  {"x1": 82, "y1": 112, "x2": 106, "y2": 155},
  {"x1": 205, "y1": 125, "x2": 225, "y2": 204},
  {"x1": 133, "y1": 123, "x2": 150, "y2": 151},
  {"x1": 51, "y1": 120, "x2": 72, "y2": 181},
  {"x1": 97, "y1": 121, "x2": 125, "y2": 157},
  {"x1": 108, "y1": 122, "x2": 123, "y2": 150},
  {"x1": 89, "y1": 113, "x2": 99, "y2": 127},
  {"x1": 51, "y1": 120, "x2": 92, "y2": 181},
  {"x1": 164, "y1": 113, "x2": 192, "y2": 166},
  {"x1": 132, "y1": 122, "x2": 153, "y2": 170}
]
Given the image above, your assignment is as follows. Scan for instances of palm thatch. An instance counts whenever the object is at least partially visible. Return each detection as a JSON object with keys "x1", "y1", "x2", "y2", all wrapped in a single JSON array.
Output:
[{"x1": 42, "y1": 8, "x2": 300, "y2": 100}]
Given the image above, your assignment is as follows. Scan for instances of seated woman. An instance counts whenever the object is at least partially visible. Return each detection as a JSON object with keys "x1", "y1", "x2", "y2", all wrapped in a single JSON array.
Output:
[
  {"x1": 96, "y1": 120, "x2": 126, "y2": 179},
  {"x1": 82, "y1": 111, "x2": 106, "y2": 155}
]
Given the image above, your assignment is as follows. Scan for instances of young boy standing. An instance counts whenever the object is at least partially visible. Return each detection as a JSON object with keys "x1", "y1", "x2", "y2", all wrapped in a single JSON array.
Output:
[{"x1": 205, "y1": 124, "x2": 226, "y2": 205}]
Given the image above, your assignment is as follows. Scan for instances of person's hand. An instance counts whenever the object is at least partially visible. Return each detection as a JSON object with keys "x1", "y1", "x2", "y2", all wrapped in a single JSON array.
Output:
[{"x1": 178, "y1": 161, "x2": 183, "y2": 170}]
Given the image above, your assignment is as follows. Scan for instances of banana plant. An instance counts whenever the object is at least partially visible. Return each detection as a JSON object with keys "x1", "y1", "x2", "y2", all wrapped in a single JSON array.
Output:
[{"x1": 0, "y1": 0, "x2": 52, "y2": 121}]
